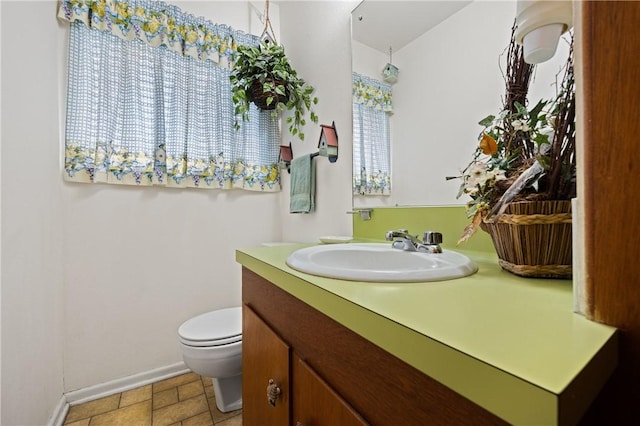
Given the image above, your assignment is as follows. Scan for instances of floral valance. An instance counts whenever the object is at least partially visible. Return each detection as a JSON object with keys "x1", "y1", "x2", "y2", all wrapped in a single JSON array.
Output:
[
  {"x1": 65, "y1": 142, "x2": 281, "y2": 191},
  {"x1": 57, "y1": 0, "x2": 257, "y2": 66},
  {"x1": 353, "y1": 169, "x2": 391, "y2": 196},
  {"x1": 352, "y1": 72, "x2": 393, "y2": 113}
]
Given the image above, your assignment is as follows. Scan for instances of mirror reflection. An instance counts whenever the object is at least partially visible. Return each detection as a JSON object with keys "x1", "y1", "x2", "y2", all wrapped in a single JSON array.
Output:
[
  {"x1": 352, "y1": 72, "x2": 393, "y2": 196},
  {"x1": 351, "y1": 0, "x2": 570, "y2": 208}
]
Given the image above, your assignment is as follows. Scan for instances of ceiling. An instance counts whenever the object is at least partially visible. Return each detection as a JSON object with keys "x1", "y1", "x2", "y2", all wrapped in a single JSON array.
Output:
[{"x1": 351, "y1": 1, "x2": 473, "y2": 54}]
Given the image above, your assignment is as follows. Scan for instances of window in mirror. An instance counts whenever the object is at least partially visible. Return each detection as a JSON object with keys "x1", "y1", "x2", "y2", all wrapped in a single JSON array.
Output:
[{"x1": 352, "y1": 72, "x2": 392, "y2": 195}]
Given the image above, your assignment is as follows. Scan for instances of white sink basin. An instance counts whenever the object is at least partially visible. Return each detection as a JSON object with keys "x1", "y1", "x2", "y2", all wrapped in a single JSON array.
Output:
[{"x1": 286, "y1": 243, "x2": 478, "y2": 282}]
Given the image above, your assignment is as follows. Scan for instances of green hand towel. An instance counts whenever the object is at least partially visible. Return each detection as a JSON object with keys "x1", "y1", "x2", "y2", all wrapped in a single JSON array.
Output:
[{"x1": 290, "y1": 154, "x2": 316, "y2": 213}]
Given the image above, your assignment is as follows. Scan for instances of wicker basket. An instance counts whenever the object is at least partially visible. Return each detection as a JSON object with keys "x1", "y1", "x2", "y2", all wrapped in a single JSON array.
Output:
[
  {"x1": 482, "y1": 200, "x2": 572, "y2": 279},
  {"x1": 250, "y1": 79, "x2": 286, "y2": 110}
]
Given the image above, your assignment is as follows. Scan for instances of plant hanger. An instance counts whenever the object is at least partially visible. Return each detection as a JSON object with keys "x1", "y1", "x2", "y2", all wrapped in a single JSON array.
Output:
[
  {"x1": 260, "y1": 0, "x2": 277, "y2": 45},
  {"x1": 230, "y1": 0, "x2": 318, "y2": 141}
]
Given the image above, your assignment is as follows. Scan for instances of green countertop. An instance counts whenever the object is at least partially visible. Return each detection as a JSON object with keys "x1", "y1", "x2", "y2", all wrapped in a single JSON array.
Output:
[{"x1": 236, "y1": 243, "x2": 617, "y2": 425}]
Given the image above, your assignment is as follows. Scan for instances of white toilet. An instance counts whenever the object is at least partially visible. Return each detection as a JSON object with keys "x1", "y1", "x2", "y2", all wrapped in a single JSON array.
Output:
[{"x1": 178, "y1": 307, "x2": 242, "y2": 412}]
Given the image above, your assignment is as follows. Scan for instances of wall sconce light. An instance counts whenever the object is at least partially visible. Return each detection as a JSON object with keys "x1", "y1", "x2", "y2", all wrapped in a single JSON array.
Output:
[{"x1": 515, "y1": 0, "x2": 572, "y2": 64}]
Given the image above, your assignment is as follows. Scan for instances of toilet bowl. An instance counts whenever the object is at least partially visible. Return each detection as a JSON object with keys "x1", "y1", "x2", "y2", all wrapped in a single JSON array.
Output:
[{"x1": 178, "y1": 307, "x2": 242, "y2": 412}]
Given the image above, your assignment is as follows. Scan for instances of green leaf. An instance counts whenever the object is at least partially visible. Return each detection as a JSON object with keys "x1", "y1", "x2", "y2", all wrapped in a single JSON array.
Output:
[
  {"x1": 529, "y1": 99, "x2": 546, "y2": 118},
  {"x1": 229, "y1": 40, "x2": 318, "y2": 141},
  {"x1": 537, "y1": 155, "x2": 551, "y2": 170},
  {"x1": 534, "y1": 133, "x2": 550, "y2": 146},
  {"x1": 478, "y1": 115, "x2": 495, "y2": 127}
]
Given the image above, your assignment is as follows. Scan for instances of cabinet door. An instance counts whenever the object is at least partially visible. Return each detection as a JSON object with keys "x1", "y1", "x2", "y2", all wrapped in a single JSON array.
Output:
[
  {"x1": 243, "y1": 305, "x2": 290, "y2": 426},
  {"x1": 292, "y1": 354, "x2": 368, "y2": 426}
]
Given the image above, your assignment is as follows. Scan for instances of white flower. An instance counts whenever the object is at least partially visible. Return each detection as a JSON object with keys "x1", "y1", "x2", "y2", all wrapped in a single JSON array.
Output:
[
  {"x1": 487, "y1": 168, "x2": 507, "y2": 182},
  {"x1": 462, "y1": 162, "x2": 507, "y2": 197},
  {"x1": 467, "y1": 161, "x2": 488, "y2": 179},
  {"x1": 512, "y1": 119, "x2": 530, "y2": 132},
  {"x1": 464, "y1": 162, "x2": 490, "y2": 190}
]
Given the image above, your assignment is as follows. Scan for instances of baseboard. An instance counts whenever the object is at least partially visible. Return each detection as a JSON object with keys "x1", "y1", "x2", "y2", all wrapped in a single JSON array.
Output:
[
  {"x1": 48, "y1": 395, "x2": 69, "y2": 426},
  {"x1": 64, "y1": 362, "x2": 190, "y2": 406}
]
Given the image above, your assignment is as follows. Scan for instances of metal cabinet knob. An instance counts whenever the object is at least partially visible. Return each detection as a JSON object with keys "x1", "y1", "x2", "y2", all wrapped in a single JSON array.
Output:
[{"x1": 266, "y1": 379, "x2": 281, "y2": 407}]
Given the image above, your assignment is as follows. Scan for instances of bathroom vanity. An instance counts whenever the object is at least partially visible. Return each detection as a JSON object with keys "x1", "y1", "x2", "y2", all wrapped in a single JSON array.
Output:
[
  {"x1": 242, "y1": 293, "x2": 368, "y2": 426},
  {"x1": 237, "y1": 244, "x2": 617, "y2": 425}
]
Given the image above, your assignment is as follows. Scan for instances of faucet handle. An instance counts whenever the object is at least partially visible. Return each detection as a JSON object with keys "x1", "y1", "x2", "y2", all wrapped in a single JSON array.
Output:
[
  {"x1": 422, "y1": 231, "x2": 443, "y2": 245},
  {"x1": 385, "y1": 229, "x2": 410, "y2": 241}
]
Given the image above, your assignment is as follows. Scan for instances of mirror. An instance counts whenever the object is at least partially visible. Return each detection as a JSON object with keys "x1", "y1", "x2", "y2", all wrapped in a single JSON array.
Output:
[{"x1": 351, "y1": 0, "x2": 571, "y2": 208}]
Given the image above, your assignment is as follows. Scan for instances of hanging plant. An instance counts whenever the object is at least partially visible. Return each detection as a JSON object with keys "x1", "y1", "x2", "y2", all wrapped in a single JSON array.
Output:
[
  {"x1": 229, "y1": 1, "x2": 318, "y2": 141},
  {"x1": 230, "y1": 41, "x2": 318, "y2": 141}
]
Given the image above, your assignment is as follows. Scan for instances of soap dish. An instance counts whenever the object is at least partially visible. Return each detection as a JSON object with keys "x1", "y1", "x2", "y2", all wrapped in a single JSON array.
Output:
[{"x1": 319, "y1": 236, "x2": 352, "y2": 244}]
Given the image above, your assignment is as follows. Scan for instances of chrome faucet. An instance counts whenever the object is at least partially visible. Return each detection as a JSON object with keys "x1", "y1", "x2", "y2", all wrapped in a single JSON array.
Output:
[
  {"x1": 385, "y1": 229, "x2": 422, "y2": 251},
  {"x1": 385, "y1": 229, "x2": 443, "y2": 253}
]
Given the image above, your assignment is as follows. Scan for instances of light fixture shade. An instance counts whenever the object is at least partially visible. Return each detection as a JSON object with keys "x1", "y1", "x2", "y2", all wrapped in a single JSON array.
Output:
[{"x1": 515, "y1": 0, "x2": 572, "y2": 64}]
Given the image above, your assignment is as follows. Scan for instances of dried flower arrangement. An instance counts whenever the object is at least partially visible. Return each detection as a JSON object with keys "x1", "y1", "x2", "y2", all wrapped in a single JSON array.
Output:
[{"x1": 450, "y1": 23, "x2": 575, "y2": 245}]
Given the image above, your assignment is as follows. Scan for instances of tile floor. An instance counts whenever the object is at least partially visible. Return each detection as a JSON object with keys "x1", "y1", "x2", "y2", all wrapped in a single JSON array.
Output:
[{"x1": 63, "y1": 372, "x2": 242, "y2": 426}]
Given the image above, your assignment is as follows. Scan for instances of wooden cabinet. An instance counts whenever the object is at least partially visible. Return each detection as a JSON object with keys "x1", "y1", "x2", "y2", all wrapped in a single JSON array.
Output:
[
  {"x1": 243, "y1": 304, "x2": 366, "y2": 426},
  {"x1": 242, "y1": 305, "x2": 290, "y2": 425},
  {"x1": 242, "y1": 268, "x2": 506, "y2": 426},
  {"x1": 292, "y1": 354, "x2": 367, "y2": 426}
]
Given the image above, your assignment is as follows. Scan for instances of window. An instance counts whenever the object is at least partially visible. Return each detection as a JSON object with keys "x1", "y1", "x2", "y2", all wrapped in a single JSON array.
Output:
[{"x1": 60, "y1": 0, "x2": 281, "y2": 191}]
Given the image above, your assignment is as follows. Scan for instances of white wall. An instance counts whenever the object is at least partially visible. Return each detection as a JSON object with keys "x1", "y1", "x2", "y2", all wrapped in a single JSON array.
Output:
[
  {"x1": 1, "y1": 2, "x2": 66, "y2": 424},
  {"x1": 352, "y1": 39, "x2": 387, "y2": 79},
  {"x1": 354, "y1": 0, "x2": 571, "y2": 208},
  {"x1": 278, "y1": 1, "x2": 357, "y2": 242},
  {"x1": 60, "y1": 1, "x2": 285, "y2": 392},
  {"x1": 0, "y1": 0, "x2": 382, "y2": 421},
  {"x1": 1, "y1": 4, "x2": 4, "y2": 422},
  {"x1": 1, "y1": 1, "x2": 283, "y2": 422}
]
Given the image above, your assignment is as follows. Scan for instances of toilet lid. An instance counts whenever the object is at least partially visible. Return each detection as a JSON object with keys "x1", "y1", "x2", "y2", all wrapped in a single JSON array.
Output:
[{"x1": 178, "y1": 307, "x2": 242, "y2": 347}]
